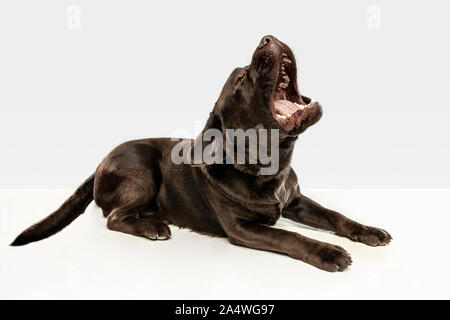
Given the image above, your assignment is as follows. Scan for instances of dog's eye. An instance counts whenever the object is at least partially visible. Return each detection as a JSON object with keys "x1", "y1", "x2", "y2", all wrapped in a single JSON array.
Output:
[{"x1": 236, "y1": 71, "x2": 246, "y2": 84}]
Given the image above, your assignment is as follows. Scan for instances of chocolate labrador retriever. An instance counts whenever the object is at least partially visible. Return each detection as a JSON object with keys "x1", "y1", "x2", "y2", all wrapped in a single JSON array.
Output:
[{"x1": 12, "y1": 35, "x2": 391, "y2": 272}]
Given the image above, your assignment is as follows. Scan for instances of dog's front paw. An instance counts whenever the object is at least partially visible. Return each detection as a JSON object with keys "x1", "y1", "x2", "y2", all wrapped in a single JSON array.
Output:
[
  {"x1": 308, "y1": 244, "x2": 352, "y2": 272},
  {"x1": 345, "y1": 224, "x2": 392, "y2": 246}
]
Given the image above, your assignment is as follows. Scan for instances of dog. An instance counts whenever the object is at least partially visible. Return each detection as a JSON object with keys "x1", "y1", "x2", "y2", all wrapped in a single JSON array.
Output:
[{"x1": 12, "y1": 35, "x2": 391, "y2": 272}]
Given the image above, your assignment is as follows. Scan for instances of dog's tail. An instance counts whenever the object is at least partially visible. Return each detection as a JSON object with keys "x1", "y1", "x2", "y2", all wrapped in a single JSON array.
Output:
[{"x1": 10, "y1": 174, "x2": 95, "y2": 246}]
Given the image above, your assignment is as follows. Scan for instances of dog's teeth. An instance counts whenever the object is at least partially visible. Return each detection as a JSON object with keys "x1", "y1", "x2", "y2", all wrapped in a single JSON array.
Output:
[
  {"x1": 282, "y1": 56, "x2": 292, "y2": 64},
  {"x1": 294, "y1": 102, "x2": 307, "y2": 110}
]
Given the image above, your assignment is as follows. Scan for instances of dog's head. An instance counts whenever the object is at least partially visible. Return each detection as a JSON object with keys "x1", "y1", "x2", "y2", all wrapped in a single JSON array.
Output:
[
  {"x1": 188, "y1": 36, "x2": 322, "y2": 176},
  {"x1": 214, "y1": 35, "x2": 322, "y2": 136}
]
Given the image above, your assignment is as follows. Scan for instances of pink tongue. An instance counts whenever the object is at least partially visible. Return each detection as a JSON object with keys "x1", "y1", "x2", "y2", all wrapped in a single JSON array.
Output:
[{"x1": 274, "y1": 100, "x2": 298, "y2": 116}]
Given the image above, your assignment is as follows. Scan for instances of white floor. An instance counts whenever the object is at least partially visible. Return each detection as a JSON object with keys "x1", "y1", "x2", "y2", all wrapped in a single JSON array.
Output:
[{"x1": 1, "y1": 189, "x2": 449, "y2": 299}]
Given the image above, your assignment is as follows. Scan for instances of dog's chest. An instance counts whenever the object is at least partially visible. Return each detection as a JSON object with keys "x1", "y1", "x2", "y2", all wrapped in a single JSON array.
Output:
[
  {"x1": 249, "y1": 182, "x2": 292, "y2": 223},
  {"x1": 211, "y1": 176, "x2": 292, "y2": 222},
  {"x1": 273, "y1": 178, "x2": 292, "y2": 207}
]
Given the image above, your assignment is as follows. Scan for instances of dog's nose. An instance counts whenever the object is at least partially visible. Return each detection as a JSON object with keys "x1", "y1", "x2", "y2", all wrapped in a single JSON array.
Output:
[{"x1": 258, "y1": 35, "x2": 275, "y2": 49}]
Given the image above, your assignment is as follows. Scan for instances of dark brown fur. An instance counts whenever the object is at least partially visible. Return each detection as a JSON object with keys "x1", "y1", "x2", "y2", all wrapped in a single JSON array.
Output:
[{"x1": 12, "y1": 36, "x2": 391, "y2": 272}]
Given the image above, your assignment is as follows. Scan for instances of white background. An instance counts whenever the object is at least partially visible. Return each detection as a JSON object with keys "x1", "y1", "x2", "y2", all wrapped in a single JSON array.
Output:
[
  {"x1": 1, "y1": 189, "x2": 449, "y2": 299},
  {"x1": 0, "y1": 1, "x2": 449, "y2": 299},
  {"x1": 0, "y1": 0, "x2": 449, "y2": 188}
]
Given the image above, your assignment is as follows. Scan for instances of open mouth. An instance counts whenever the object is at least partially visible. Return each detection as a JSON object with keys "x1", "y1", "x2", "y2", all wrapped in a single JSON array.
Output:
[{"x1": 270, "y1": 53, "x2": 318, "y2": 131}]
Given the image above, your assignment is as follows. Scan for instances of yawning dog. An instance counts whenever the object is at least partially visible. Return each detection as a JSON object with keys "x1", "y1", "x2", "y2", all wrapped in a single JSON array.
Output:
[{"x1": 12, "y1": 35, "x2": 391, "y2": 272}]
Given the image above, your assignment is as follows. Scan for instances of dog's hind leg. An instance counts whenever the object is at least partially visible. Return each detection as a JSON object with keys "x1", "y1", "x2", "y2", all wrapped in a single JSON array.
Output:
[
  {"x1": 107, "y1": 207, "x2": 171, "y2": 240},
  {"x1": 100, "y1": 179, "x2": 171, "y2": 240},
  {"x1": 94, "y1": 154, "x2": 171, "y2": 240}
]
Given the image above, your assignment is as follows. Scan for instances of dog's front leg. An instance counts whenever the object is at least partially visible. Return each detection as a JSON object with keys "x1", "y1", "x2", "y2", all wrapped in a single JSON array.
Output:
[
  {"x1": 221, "y1": 218, "x2": 352, "y2": 272},
  {"x1": 282, "y1": 195, "x2": 392, "y2": 246}
]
